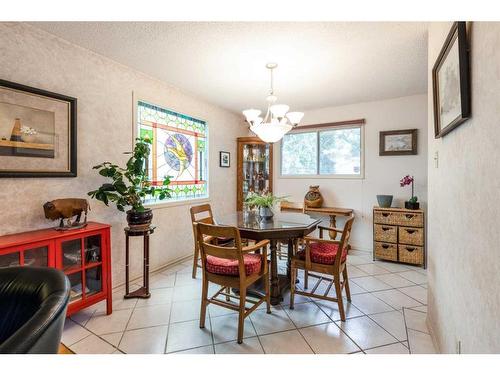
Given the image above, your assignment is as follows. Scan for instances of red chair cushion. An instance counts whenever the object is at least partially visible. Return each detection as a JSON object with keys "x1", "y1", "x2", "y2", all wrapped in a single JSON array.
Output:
[
  {"x1": 206, "y1": 254, "x2": 261, "y2": 276},
  {"x1": 297, "y1": 242, "x2": 347, "y2": 265}
]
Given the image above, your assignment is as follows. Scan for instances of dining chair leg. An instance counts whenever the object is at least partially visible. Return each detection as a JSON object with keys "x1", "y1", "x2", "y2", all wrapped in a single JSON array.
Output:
[
  {"x1": 192, "y1": 246, "x2": 200, "y2": 279},
  {"x1": 264, "y1": 273, "x2": 271, "y2": 314},
  {"x1": 225, "y1": 287, "x2": 231, "y2": 301},
  {"x1": 237, "y1": 287, "x2": 246, "y2": 344},
  {"x1": 289, "y1": 267, "x2": 296, "y2": 310},
  {"x1": 304, "y1": 270, "x2": 309, "y2": 289},
  {"x1": 343, "y1": 267, "x2": 351, "y2": 302},
  {"x1": 334, "y1": 276, "x2": 346, "y2": 321},
  {"x1": 199, "y1": 277, "x2": 209, "y2": 328}
]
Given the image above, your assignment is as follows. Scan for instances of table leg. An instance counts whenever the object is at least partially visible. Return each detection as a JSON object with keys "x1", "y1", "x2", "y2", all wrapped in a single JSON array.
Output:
[
  {"x1": 125, "y1": 234, "x2": 130, "y2": 296},
  {"x1": 270, "y1": 240, "x2": 281, "y2": 305},
  {"x1": 286, "y1": 239, "x2": 293, "y2": 279},
  {"x1": 144, "y1": 234, "x2": 150, "y2": 296}
]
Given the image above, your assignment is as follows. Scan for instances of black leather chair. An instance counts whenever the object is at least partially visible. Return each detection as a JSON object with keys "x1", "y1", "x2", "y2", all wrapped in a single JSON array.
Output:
[{"x1": 0, "y1": 267, "x2": 70, "y2": 354}]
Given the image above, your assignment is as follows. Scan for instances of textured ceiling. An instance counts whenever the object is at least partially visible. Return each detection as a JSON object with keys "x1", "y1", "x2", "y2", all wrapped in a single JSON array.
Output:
[{"x1": 30, "y1": 22, "x2": 428, "y2": 113}]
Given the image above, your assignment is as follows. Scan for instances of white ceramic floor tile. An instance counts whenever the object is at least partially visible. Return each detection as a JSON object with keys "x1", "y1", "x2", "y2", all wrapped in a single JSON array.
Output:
[
  {"x1": 208, "y1": 302, "x2": 237, "y2": 318},
  {"x1": 85, "y1": 308, "x2": 133, "y2": 335},
  {"x1": 172, "y1": 345, "x2": 215, "y2": 354},
  {"x1": 61, "y1": 319, "x2": 92, "y2": 346},
  {"x1": 161, "y1": 264, "x2": 189, "y2": 276},
  {"x1": 356, "y1": 264, "x2": 391, "y2": 276},
  {"x1": 300, "y1": 322, "x2": 360, "y2": 354},
  {"x1": 336, "y1": 316, "x2": 398, "y2": 350},
  {"x1": 407, "y1": 329, "x2": 436, "y2": 354},
  {"x1": 374, "y1": 273, "x2": 416, "y2": 288},
  {"x1": 172, "y1": 284, "x2": 203, "y2": 302},
  {"x1": 350, "y1": 293, "x2": 394, "y2": 315},
  {"x1": 373, "y1": 261, "x2": 411, "y2": 273},
  {"x1": 96, "y1": 292, "x2": 137, "y2": 313},
  {"x1": 345, "y1": 266, "x2": 369, "y2": 278},
  {"x1": 315, "y1": 299, "x2": 364, "y2": 321},
  {"x1": 398, "y1": 271, "x2": 428, "y2": 284},
  {"x1": 409, "y1": 305, "x2": 428, "y2": 313},
  {"x1": 170, "y1": 299, "x2": 202, "y2": 323},
  {"x1": 369, "y1": 310, "x2": 407, "y2": 341},
  {"x1": 398, "y1": 285, "x2": 428, "y2": 304},
  {"x1": 150, "y1": 273, "x2": 176, "y2": 289},
  {"x1": 135, "y1": 287, "x2": 174, "y2": 307},
  {"x1": 70, "y1": 305, "x2": 97, "y2": 326},
  {"x1": 281, "y1": 288, "x2": 312, "y2": 305},
  {"x1": 249, "y1": 306, "x2": 295, "y2": 335},
  {"x1": 372, "y1": 289, "x2": 422, "y2": 310},
  {"x1": 174, "y1": 272, "x2": 203, "y2": 287},
  {"x1": 127, "y1": 304, "x2": 171, "y2": 330},
  {"x1": 101, "y1": 332, "x2": 123, "y2": 346},
  {"x1": 404, "y1": 308, "x2": 429, "y2": 333},
  {"x1": 215, "y1": 337, "x2": 264, "y2": 354},
  {"x1": 166, "y1": 319, "x2": 213, "y2": 353},
  {"x1": 259, "y1": 330, "x2": 313, "y2": 354},
  {"x1": 284, "y1": 302, "x2": 331, "y2": 328},
  {"x1": 70, "y1": 334, "x2": 116, "y2": 354},
  {"x1": 210, "y1": 313, "x2": 257, "y2": 344},
  {"x1": 365, "y1": 342, "x2": 409, "y2": 354},
  {"x1": 350, "y1": 276, "x2": 392, "y2": 292},
  {"x1": 347, "y1": 255, "x2": 374, "y2": 266},
  {"x1": 119, "y1": 325, "x2": 169, "y2": 354}
]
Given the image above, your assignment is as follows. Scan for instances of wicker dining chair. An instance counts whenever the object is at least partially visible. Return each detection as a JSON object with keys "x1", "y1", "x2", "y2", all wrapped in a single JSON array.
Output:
[
  {"x1": 289, "y1": 216, "x2": 355, "y2": 321},
  {"x1": 195, "y1": 222, "x2": 271, "y2": 344}
]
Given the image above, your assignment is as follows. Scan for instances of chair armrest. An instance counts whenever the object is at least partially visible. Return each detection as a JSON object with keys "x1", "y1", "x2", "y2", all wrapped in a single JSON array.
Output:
[
  {"x1": 318, "y1": 225, "x2": 344, "y2": 233},
  {"x1": 303, "y1": 236, "x2": 341, "y2": 245},
  {"x1": 242, "y1": 239, "x2": 270, "y2": 253}
]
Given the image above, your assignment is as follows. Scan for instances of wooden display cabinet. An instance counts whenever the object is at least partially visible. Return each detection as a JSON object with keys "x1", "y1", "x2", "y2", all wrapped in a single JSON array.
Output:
[
  {"x1": 0, "y1": 222, "x2": 112, "y2": 316},
  {"x1": 237, "y1": 137, "x2": 273, "y2": 211}
]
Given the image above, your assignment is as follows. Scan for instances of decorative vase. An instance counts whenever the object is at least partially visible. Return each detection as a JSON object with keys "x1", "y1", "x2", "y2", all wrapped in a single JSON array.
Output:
[
  {"x1": 126, "y1": 208, "x2": 153, "y2": 229},
  {"x1": 376, "y1": 195, "x2": 393, "y2": 208},
  {"x1": 22, "y1": 134, "x2": 37, "y2": 143},
  {"x1": 405, "y1": 201, "x2": 420, "y2": 210},
  {"x1": 304, "y1": 185, "x2": 323, "y2": 208},
  {"x1": 258, "y1": 206, "x2": 274, "y2": 219},
  {"x1": 10, "y1": 118, "x2": 23, "y2": 142}
]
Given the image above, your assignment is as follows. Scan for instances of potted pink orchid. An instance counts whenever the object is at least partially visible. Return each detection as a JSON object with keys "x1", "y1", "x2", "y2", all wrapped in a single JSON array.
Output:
[{"x1": 400, "y1": 175, "x2": 419, "y2": 210}]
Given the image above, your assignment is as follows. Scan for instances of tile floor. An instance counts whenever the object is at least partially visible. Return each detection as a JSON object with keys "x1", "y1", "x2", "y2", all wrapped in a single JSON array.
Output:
[{"x1": 62, "y1": 249, "x2": 437, "y2": 354}]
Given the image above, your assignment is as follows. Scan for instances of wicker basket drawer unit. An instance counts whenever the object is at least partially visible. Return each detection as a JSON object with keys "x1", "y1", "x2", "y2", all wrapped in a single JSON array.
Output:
[
  {"x1": 373, "y1": 207, "x2": 425, "y2": 268},
  {"x1": 399, "y1": 226, "x2": 424, "y2": 246},
  {"x1": 374, "y1": 241, "x2": 398, "y2": 261},
  {"x1": 398, "y1": 245, "x2": 424, "y2": 265},
  {"x1": 374, "y1": 224, "x2": 397, "y2": 243}
]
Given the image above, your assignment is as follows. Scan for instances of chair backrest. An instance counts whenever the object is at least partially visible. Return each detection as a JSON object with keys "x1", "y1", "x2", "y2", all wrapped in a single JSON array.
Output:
[
  {"x1": 190, "y1": 204, "x2": 215, "y2": 225},
  {"x1": 336, "y1": 216, "x2": 355, "y2": 266},
  {"x1": 195, "y1": 222, "x2": 248, "y2": 279}
]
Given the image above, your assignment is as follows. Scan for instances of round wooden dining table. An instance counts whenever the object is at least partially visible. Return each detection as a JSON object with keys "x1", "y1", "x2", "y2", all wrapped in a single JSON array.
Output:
[{"x1": 218, "y1": 211, "x2": 321, "y2": 305}]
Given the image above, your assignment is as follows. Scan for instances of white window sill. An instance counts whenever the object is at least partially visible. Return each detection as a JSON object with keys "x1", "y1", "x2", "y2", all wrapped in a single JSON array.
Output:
[
  {"x1": 144, "y1": 197, "x2": 211, "y2": 210},
  {"x1": 278, "y1": 174, "x2": 365, "y2": 180}
]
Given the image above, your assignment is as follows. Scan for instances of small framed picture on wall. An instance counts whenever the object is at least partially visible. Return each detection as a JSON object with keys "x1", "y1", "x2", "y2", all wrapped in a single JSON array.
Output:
[
  {"x1": 379, "y1": 129, "x2": 418, "y2": 156},
  {"x1": 219, "y1": 151, "x2": 230, "y2": 167}
]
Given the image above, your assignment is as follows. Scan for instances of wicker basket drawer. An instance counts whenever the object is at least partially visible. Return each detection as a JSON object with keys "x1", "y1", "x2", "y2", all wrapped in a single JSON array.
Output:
[
  {"x1": 374, "y1": 241, "x2": 398, "y2": 261},
  {"x1": 373, "y1": 210, "x2": 401, "y2": 225},
  {"x1": 399, "y1": 226, "x2": 424, "y2": 245},
  {"x1": 398, "y1": 245, "x2": 424, "y2": 265},
  {"x1": 398, "y1": 212, "x2": 424, "y2": 227},
  {"x1": 374, "y1": 224, "x2": 397, "y2": 243}
]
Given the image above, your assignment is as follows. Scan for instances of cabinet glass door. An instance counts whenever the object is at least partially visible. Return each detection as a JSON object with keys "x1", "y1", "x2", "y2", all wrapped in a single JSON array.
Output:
[
  {"x1": 0, "y1": 252, "x2": 19, "y2": 268},
  {"x1": 62, "y1": 239, "x2": 82, "y2": 271},
  {"x1": 68, "y1": 272, "x2": 84, "y2": 303},
  {"x1": 85, "y1": 266, "x2": 102, "y2": 297},
  {"x1": 23, "y1": 246, "x2": 48, "y2": 267},
  {"x1": 84, "y1": 235, "x2": 102, "y2": 265},
  {"x1": 242, "y1": 143, "x2": 271, "y2": 202}
]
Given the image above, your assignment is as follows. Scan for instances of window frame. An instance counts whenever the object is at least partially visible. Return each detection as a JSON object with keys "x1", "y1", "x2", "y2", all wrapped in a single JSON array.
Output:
[
  {"x1": 133, "y1": 94, "x2": 210, "y2": 208},
  {"x1": 279, "y1": 124, "x2": 365, "y2": 179}
]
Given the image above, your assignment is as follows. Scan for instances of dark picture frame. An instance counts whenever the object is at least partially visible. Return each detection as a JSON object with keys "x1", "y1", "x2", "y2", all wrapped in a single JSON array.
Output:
[
  {"x1": 219, "y1": 151, "x2": 230, "y2": 167},
  {"x1": 379, "y1": 129, "x2": 418, "y2": 156},
  {"x1": 0, "y1": 79, "x2": 77, "y2": 177},
  {"x1": 432, "y1": 21, "x2": 471, "y2": 138}
]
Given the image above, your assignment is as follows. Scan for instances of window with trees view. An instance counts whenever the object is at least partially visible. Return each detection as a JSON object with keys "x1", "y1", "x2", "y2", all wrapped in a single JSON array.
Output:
[{"x1": 281, "y1": 126, "x2": 363, "y2": 177}]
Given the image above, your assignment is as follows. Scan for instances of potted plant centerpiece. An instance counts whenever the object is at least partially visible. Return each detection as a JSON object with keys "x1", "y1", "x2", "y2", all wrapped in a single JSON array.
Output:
[
  {"x1": 244, "y1": 192, "x2": 287, "y2": 219},
  {"x1": 88, "y1": 137, "x2": 172, "y2": 229},
  {"x1": 400, "y1": 175, "x2": 419, "y2": 210}
]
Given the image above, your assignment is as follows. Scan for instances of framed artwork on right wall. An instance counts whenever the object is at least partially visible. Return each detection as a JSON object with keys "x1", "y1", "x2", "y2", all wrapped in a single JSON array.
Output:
[{"x1": 432, "y1": 21, "x2": 471, "y2": 138}]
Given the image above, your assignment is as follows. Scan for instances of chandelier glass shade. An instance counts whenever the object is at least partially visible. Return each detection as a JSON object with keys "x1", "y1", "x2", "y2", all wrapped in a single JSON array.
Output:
[{"x1": 243, "y1": 63, "x2": 304, "y2": 143}]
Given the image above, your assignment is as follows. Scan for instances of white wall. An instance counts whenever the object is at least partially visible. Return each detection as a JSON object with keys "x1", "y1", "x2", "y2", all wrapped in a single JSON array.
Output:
[
  {"x1": 427, "y1": 22, "x2": 500, "y2": 353},
  {"x1": 274, "y1": 94, "x2": 428, "y2": 250},
  {"x1": 0, "y1": 23, "x2": 247, "y2": 286}
]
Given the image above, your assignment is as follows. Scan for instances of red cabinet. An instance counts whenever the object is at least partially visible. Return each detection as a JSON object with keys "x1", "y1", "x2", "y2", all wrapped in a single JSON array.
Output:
[{"x1": 0, "y1": 222, "x2": 112, "y2": 316}]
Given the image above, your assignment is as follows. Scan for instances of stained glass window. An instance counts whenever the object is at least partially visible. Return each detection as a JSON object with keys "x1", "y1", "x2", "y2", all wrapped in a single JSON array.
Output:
[{"x1": 137, "y1": 101, "x2": 208, "y2": 203}]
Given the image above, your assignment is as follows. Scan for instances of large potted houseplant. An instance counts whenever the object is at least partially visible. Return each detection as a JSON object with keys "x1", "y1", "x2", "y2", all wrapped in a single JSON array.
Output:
[
  {"x1": 244, "y1": 192, "x2": 287, "y2": 219},
  {"x1": 400, "y1": 175, "x2": 419, "y2": 210},
  {"x1": 88, "y1": 137, "x2": 172, "y2": 228}
]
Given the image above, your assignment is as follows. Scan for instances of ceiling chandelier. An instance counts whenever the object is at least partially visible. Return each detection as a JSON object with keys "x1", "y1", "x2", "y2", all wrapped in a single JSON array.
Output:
[{"x1": 242, "y1": 63, "x2": 304, "y2": 143}]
